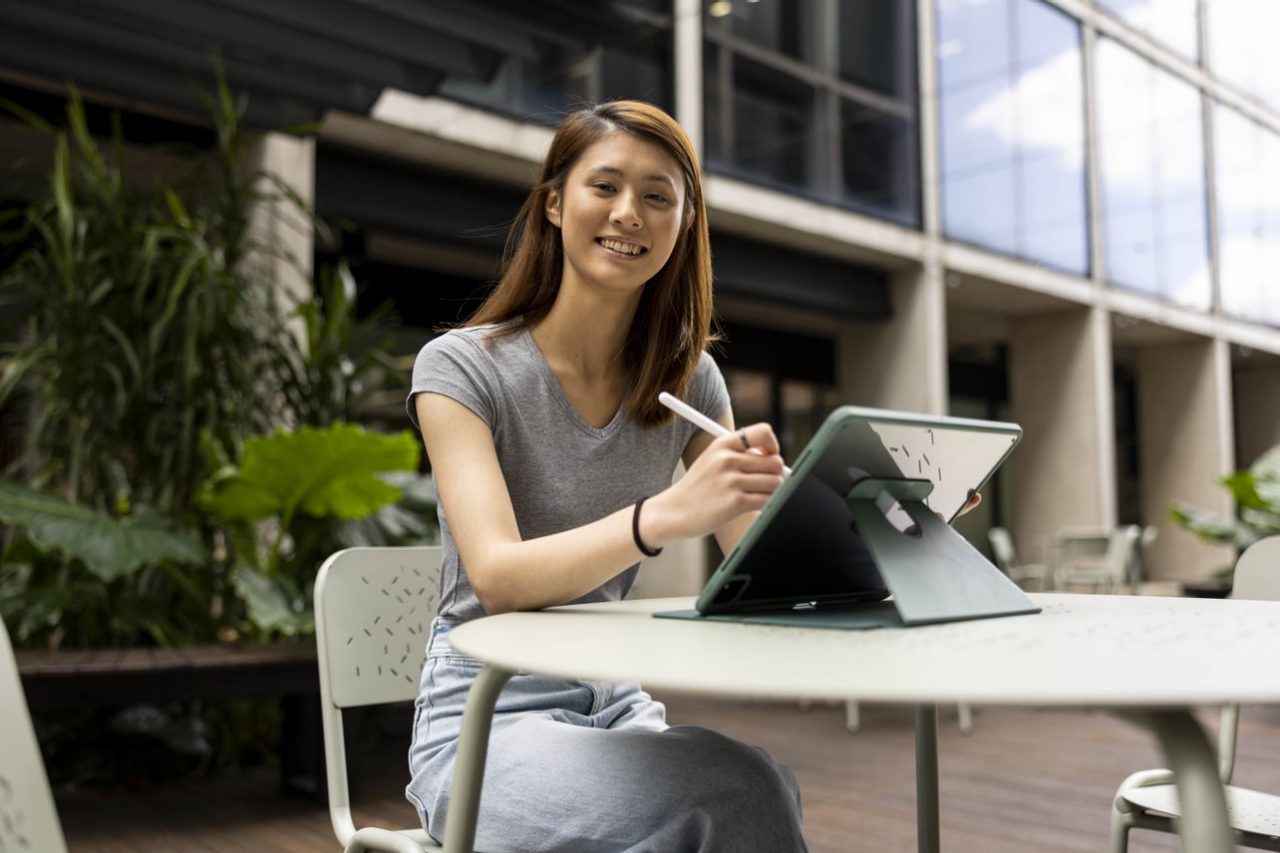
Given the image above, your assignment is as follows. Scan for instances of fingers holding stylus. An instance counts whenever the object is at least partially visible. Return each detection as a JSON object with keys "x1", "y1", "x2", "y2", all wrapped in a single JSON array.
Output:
[
  {"x1": 718, "y1": 427, "x2": 786, "y2": 500},
  {"x1": 651, "y1": 423, "x2": 785, "y2": 540},
  {"x1": 734, "y1": 422, "x2": 781, "y2": 457}
]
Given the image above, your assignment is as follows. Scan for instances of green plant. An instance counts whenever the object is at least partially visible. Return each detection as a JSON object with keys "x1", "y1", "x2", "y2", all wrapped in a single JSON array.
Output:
[
  {"x1": 1171, "y1": 444, "x2": 1280, "y2": 580},
  {"x1": 197, "y1": 423, "x2": 422, "y2": 638},
  {"x1": 0, "y1": 479, "x2": 210, "y2": 644},
  {"x1": 0, "y1": 73, "x2": 435, "y2": 786},
  {"x1": 272, "y1": 261, "x2": 401, "y2": 428},
  {"x1": 0, "y1": 86, "x2": 282, "y2": 518}
]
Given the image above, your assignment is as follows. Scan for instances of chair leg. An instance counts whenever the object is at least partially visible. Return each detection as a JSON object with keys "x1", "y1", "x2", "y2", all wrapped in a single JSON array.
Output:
[
  {"x1": 1108, "y1": 805, "x2": 1133, "y2": 853},
  {"x1": 845, "y1": 700, "x2": 860, "y2": 733},
  {"x1": 957, "y1": 703, "x2": 973, "y2": 735}
]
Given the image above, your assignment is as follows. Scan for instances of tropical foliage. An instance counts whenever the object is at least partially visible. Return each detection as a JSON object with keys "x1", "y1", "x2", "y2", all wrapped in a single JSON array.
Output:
[
  {"x1": 1171, "y1": 445, "x2": 1280, "y2": 579},
  {"x1": 0, "y1": 76, "x2": 433, "y2": 783}
]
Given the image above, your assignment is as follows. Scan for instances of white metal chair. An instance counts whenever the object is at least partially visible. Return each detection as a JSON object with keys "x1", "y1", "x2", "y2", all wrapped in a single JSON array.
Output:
[
  {"x1": 1133, "y1": 525, "x2": 1159, "y2": 588},
  {"x1": 1052, "y1": 525, "x2": 1142, "y2": 594},
  {"x1": 988, "y1": 526, "x2": 1049, "y2": 591},
  {"x1": 314, "y1": 546, "x2": 445, "y2": 853},
  {"x1": 0, "y1": 615, "x2": 69, "y2": 853},
  {"x1": 1110, "y1": 536, "x2": 1280, "y2": 851}
]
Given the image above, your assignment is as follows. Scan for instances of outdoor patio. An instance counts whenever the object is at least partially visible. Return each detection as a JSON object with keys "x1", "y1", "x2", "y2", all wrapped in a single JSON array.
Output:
[{"x1": 58, "y1": 693, "x2": 1280, "y2": 852}]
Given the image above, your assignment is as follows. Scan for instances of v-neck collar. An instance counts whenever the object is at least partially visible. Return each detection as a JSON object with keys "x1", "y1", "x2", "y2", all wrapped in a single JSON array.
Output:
[{"x1": 519, "y1": 327, "x2": 628, "y2": 440}]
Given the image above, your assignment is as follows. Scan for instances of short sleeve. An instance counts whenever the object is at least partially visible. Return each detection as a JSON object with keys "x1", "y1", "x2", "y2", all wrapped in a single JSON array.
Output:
[
  {"x1": 406, "y1": 331, "x2": 500, "y2": 432},
  {"x1": 690, "y1": 350, "x2": 731, "y2": 426}
]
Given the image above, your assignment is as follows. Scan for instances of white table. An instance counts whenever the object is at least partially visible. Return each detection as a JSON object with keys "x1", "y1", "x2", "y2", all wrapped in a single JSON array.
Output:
[{"x1": 443, "y1": 593, "x2": 1280, "y2": 852}]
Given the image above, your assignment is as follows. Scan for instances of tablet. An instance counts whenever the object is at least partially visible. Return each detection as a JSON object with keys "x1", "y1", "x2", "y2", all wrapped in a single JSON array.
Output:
[{"x1": 693, "y1": 405, "x2": 1022, "y2": 616}]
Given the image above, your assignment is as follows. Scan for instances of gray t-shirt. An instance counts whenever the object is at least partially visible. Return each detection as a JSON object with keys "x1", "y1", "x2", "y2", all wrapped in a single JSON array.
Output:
[{"x1": 407, "y1": 323, "x2": 730, "y2": 623}]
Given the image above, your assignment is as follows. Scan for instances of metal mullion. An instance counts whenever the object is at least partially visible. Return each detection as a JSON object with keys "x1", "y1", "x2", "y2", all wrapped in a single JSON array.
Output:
[
  {"x1": 674, "y1": 0, "x2": 702, "y2": 154},
  {"x1": 1197, "y1": 0, "x2": 1224, "y2": 319},
  {"x1": 1081, "y1": 17, "x2": 1106, "y2": 288},
  {"x1": 1201, "y1": 96, "x2": 1223, "y2": 320},
  {"x1": 820, "y1": 0, "x2": 842, "y2": 199},
  {"x1": 1010, "y1": 0, "x2": 1026, "y2": 258},
  {"x1": 719, "y1": 38, "x2": 734, "y2": 166},
  {"x1": 709, "y1": 30, "x2": 912, "y2": 121}
]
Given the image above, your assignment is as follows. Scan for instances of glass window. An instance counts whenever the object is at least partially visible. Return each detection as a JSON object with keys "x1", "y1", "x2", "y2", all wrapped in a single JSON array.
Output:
[
  {"x1": 1215, "y1": 104, "x2": 1280, "y2": 328},
  {"x1": 730, "y1": 56, "x2": 817, "y2": 191},
  {"x1": 838, "y1": 0, "x2": 915, "y2": 98},
  {"x1": 438, "y1": 3, "x2": 673, "y2": 123},
  {"x1": 601, "y1": 27, "x2": 674, "y2": 109},
  {"x1": 722, "y1": 371, "x2": 838, "y2": 461},
  {"x1": 1096, "y1": 37, "x2": 1210, "y2": 309},
  {"x1": 705, "y1": 0, "x2": 919, "y2": 226},
  {"x1": 841, "y1": 101, "x2": 918, "y2": 227},
  {"x1": 937, "y1": 0, "x2": 1088, "y2": 275},
  {"x1": 725, "y1": 0, "x2": 814, "y2": 62},
  {"x1": 1207, "y1": 0, "x2": 1280, "y2": 111},
  {"x1": 1097, "y1": 0, "x2": 1199, "y2": 60}
]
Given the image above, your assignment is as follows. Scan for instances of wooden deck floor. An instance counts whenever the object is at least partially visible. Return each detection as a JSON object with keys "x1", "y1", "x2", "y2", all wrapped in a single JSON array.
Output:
[{"x1": 58, "y1": 695, "x2": 1280, "y2": 852}]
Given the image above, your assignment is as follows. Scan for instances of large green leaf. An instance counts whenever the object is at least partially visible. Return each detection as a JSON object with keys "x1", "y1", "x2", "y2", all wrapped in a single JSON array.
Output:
[
  {"x1": 1220, "y1": 471, "x2": 1268, "y2": 511},
  {"x1": 232, "y1": 564, "x2": 312, "y2": 636},
  {"x1": 199, "y1": 424, "x2": 419, "y2": 524},
  {"x1": 334, "y1": 471, "x2": 438, "y2": 549},
  {"x1": 1169, "y1": 503, "x2": 1256, "y2": 548},
  {"x1": 0, "y1": 480, "x2": 207, "y2": 581}
]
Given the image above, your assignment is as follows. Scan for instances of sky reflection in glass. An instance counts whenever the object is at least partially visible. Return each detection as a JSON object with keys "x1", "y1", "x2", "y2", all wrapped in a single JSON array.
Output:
[
  {"x1": 1207, "y1": 0, "x2": 1280, "y2": 111},
  {"x1": 937, "y1": 0, "x2": 1088, "y2": 275},
  {"x1": 1096, "y1": 37, "x2": 1210, "y2": 309},
  {"x1": 1097, "y1": 0, "x2": 1198, "y2": 59},
  {"x1": 1215, "y1": 104, "x2": 1280, "y2": 328}
]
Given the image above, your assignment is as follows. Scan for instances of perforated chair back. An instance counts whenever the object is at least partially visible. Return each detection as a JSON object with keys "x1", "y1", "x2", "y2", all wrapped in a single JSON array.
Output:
[
  {"x1": 315, "y1": 546, "x2": 443, "y2": 851},
  {"x1": 0, "y1": 617, "x2": 68, "y2": 853}
]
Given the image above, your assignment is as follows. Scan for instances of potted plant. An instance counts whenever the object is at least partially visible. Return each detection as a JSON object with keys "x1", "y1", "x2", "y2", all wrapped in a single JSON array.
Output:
[{"x1": 1170, "y1": 445, "x2": 1280, "y2": 597}]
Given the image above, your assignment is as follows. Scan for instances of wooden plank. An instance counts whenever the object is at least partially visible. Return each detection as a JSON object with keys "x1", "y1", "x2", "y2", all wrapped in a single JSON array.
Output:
[
  {"x1": 57, "y1": 698, "x2": 1280, "y2": 852},
  {"x1": 17, "y1": 643, "x2": 321, "y2": 711}
]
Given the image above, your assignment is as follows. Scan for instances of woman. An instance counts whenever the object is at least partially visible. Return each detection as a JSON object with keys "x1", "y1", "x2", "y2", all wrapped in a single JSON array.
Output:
[{"x1": 406, "y1": 100, "x2": 806, "y2": 852}]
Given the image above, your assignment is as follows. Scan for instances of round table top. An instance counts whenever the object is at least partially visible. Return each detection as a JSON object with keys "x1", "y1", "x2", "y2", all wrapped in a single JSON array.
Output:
[{"x1": 450, "y1": 593, "x2": 1280, "y2": 706}]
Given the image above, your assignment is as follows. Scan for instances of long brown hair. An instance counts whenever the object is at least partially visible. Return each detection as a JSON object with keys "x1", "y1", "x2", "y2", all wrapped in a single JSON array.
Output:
[{"x1": 464, "y1": 100, "x2": 717, "y2": 427}]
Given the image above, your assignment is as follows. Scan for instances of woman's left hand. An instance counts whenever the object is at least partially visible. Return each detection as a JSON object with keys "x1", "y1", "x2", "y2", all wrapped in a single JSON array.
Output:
[{"x1": 956, "y1": 489, "x2": 982, "y2": 517}]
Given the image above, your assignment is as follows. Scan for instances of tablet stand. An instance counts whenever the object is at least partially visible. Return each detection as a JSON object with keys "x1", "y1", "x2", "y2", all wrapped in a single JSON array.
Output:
[{"x1": 845, "y1": 473, "x2": 1039, "y2": 625}]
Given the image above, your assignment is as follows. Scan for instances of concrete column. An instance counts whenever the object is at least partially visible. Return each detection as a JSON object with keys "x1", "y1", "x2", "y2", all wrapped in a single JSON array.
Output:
[
  {"x1": 1136, "y1": 339, "x2": 1235, "y2": 581},
  {"x1": 1234, "y1": 364, "x2": 1280, "y2": 468},
  {"x1": 837, "y1": 265, "x2": 948, "y2": 415},
  {"x1": 1008, "y1": 307, "x2": 1116, "y2": 564},
  {"x1": 243, "y1": 132, "x2": 316, "y2": 322}
]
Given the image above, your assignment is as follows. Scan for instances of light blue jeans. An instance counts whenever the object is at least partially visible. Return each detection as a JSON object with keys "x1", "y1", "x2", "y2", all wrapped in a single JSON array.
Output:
[{"x1": 406, "y1": 617, "x2": 807, "y2": 852}]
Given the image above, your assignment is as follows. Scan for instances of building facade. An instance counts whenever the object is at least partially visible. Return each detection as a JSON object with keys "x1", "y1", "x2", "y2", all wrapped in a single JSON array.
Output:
[{"x1": 2, "y1": 0, "x2": 1278, "y2": 591}]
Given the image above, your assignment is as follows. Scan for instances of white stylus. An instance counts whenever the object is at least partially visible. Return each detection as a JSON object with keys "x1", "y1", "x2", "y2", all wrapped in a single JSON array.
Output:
[{"x1": 658, "y1": 392, "x2": 793, "y2": 476}]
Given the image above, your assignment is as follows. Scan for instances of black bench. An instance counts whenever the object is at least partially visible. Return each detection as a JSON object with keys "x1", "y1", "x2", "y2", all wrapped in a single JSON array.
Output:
[{"x1": 16, "y1": 642, "x2": 335, "y2": 797}]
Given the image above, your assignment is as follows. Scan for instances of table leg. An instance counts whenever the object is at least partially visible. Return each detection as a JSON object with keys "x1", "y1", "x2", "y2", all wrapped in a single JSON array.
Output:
[
  {"x1": 443, "y1": 663, "x2": 514, "y2": 853},
  {"x1": 1128, "y1": 709, "x2": 1233, "y2": 853},
  {"x1": 916, "y1": 704, "x2": 940, "y2": 853}
]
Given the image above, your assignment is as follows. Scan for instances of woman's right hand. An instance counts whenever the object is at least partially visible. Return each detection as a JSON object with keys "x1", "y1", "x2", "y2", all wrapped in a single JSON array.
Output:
[{"x1": 641, "y1": 423, "x2": 786, "y2": 547}]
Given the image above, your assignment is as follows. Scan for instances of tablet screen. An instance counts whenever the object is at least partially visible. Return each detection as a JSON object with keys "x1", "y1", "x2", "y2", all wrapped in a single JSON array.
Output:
[
  {"x1": 807, "y1": 416, "x2": 1020, "y2": 531},
  {"x1": 698, "y1": 406, "x2": 1020, "y2": 614}
]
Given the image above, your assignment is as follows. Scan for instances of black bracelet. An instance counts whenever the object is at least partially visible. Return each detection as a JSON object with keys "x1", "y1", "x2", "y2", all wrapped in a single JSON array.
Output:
[{"x1": 632, "y1": 497, "x2": 663, "y2": 557}]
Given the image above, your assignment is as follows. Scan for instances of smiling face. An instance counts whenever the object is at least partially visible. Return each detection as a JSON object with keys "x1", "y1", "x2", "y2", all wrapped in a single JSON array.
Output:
[{"x1": 544, "y1": 131, "x2": 688, "y2": 299}]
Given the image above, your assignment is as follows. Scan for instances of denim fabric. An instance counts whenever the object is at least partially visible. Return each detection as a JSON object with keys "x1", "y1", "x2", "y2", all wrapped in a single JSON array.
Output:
[{"x1": 406, "y1": 618, "x2": 807, "y2": 853}]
